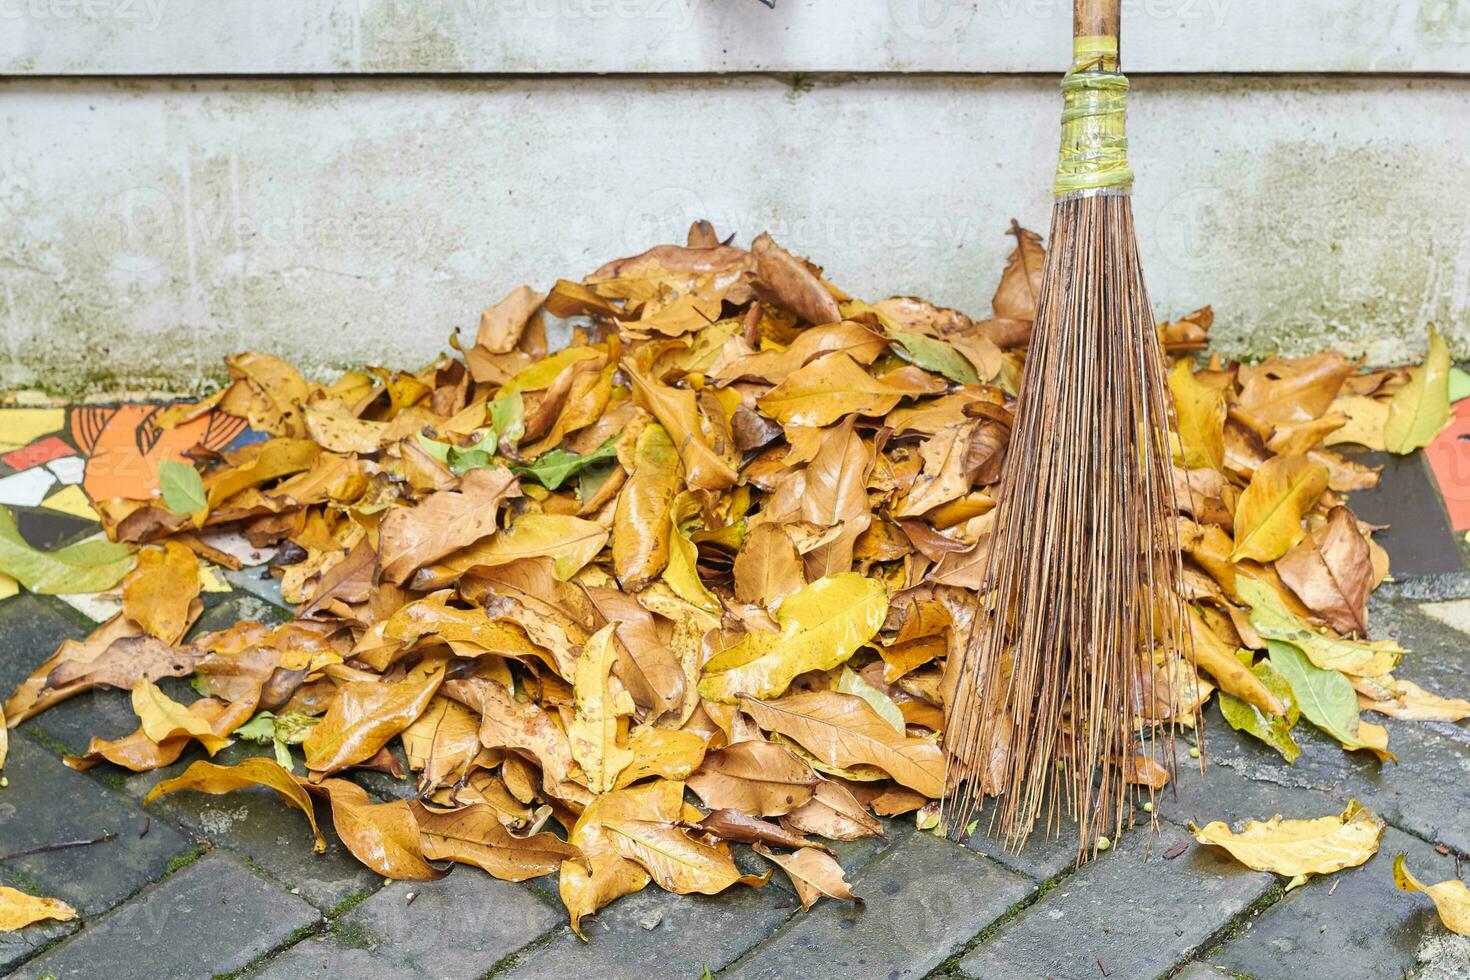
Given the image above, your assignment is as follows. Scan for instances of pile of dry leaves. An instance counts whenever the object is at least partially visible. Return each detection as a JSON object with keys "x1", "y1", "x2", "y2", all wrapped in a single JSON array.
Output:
[{"x1": 3, "y1": 221, "x2": 1469, "y2": 936}]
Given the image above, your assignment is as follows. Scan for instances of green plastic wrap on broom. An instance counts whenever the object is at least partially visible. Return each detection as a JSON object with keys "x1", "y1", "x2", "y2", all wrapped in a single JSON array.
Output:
[{"x1": 1054, "y1": 35, "x2": 1134, "y2": 198}]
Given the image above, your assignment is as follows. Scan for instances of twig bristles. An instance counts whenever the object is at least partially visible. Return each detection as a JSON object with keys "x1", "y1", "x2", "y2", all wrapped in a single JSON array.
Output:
[{"x1": 942, "y1": 191, "x2": 1188, "y2": 862}]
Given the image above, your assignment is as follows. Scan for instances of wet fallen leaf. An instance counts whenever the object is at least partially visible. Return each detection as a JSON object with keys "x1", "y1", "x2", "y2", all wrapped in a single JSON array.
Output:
[
  {"x1": 753, "y1": 843, "x2": 857, "y2": 910},
  {"x1": 1394, "y1": 853, "x2": 1470, "y2": 935},
  {"x1": 0, "y1": 886, "x2": 77, "y2": 932},
  {"x1": 1189, "y1": 800, "x2": 1384, "y2": 879}
]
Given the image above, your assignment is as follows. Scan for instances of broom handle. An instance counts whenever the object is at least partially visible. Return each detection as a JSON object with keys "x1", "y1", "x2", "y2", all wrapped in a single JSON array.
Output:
[{"x1": 1074, "y1": 0, "x2": 1120, "y2": 42}]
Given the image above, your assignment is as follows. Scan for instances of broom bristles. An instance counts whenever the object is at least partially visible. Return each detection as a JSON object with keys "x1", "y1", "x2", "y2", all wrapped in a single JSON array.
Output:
[{"x1": 943, "y1": 190, "x2": 1188, "y2": 861}]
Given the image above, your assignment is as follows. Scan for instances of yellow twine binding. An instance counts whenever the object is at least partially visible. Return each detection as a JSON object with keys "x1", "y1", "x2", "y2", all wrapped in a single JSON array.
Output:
[{"x1": 1053, "y1": 35, "x2": 1133, "y2": 198}]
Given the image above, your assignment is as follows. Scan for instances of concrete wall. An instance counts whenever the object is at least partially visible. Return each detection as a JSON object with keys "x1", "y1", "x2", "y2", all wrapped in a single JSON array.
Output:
[{"x1": 3, "y1": 2, "x2": 1470, "y2": 393}]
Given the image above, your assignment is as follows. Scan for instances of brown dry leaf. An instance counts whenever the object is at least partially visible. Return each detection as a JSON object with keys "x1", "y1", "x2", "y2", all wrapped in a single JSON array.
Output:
[
  {"x1": 740, "y1": 691, "x2": 945, "y2": 798},
  {"x1": 733, "y1": 523, "x2": 806, "y2": 610},
  {"x1": 0, "y1": 887, "x2": 78, "y2": 932},
  {"x1": 783, "y1": 779, "x2": 884, "y2": 840},
  {"x1": 415, "y1": 513, "x2": 609, "y2": 586},
  {"x1": 379, "y1": 467, "x2": 521, "y2": 585},
  {"x1": 145, "y1": 757, "x2": 327, "y2": 853},
  {"x1": 477, "y1": 285, "x2": 547, "y2": 354},
  {"x1": 693, "y1": 809, "x2": 827, "y2": 852},
  {"x1": 1235, "y1": 353, "x2": 1354, "y2": 432},
  {"x1": 1355, "y1": 676, "x2": 1470, "y2": 722},
  {"x1": 1276, "y1": 505, "x2": 1372, "y2": 635},
  {"x1": 121, "y1": 540, "x2": 202, "y2": 645},
  {"x1": 750, "y1": 233, "x2": 842, "y2": 326},
  {"x1": 414, "y1": 801, "x2": 579, "y2": 881},
  {"x1": 401, "y1": 695, "x2": 484, "y2": 792},
  {"x1": 687, "y1": 739, "x2": 819, "y2": 816},
  {"x1": 753, "y1": 843, "x2": 857, "y2": 911}
]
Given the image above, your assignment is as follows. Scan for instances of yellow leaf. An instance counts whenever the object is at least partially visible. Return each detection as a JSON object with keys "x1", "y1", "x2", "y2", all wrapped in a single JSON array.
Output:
[
  {"x1": 568, "y1": 624, "x2": 637, "y2": 794},
  {"x1": 0, "y1": 885, "x2": 77, "y2": 932},
  {"x1": 756, "y1": 352, "x2": 906, "y2": 429},
  {"x1": 612, "y1": 422, "x2": 681, "y2": 590},
  {"x1": 145, "y1": 757, "x2": 327, "y2": 853},
  {"x1": 415, "y1": 514, "x2": 609, "y2": 586},
  {"x1": 131, "y1": 678, "x2": 230, "y2": 754},
  {"x1": 1323, "y1": 395, "x2": 1389, "y2": 451},
  {"x1": 1384, "y1": 326, "x2": 1452, "y2": 454},
  {"x1": 1394, "y1": 854, "x2": 1470, "y2": 935},
  {"x1": 699, "y1": 573, "x2": 888, "y2": 702},
  {"x1": 1356, "y1": 676, "x2": 1470, "y2": 722},
  {"x1": 304, "y1": 667, "x2": 445, "y2": 776},
  {"x1": 121, "y1": 541, "x2": 201, "y2": 646},
  {"x1": 1230, "y1": 455, "x2": 1328, "y2": 563},
  {"x1": 1169, "y1": 358, "x2": 1225, "y2": 469},
  {"x1": 1189, "y1": 800, "x2": 1385, "y2": 879},
  {"x1": 662, "y1": 492, "x2": 720, "y2": 613}
]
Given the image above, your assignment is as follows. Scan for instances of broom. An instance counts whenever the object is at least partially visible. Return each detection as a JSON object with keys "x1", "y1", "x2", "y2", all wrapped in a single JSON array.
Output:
[{"x1": 943, "y1": 0, "x2": 1188, "y2": 860}]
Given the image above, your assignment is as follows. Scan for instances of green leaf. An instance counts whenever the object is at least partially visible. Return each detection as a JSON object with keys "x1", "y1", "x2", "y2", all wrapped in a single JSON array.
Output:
[
  {"x1": 447, "y1": 445, "x2": 495, "y2": 476},
  {"x1": 1448, "y1": 366, "x2": 1470, "y2": 404},
  {"x1": 1219, "y1": 660, "x2": 1301, "y2": 763},
  {"x1": 489, "y1": 390, "x2": 525, "y2": 449},
  {"x1": 414, "y1": 432, "x2": 453, "y2": 463},
  {"x1": 513, "y1": 436, "x2": 618, "y2": 490},
  {"x1": 1384, "y1": 325, "x2": 1451, "y2": 454},
  {"x1": 233, "y1": 711, "x2": 278, "y2": 743},
  {"x1": 1266, "y1": 640, "x2": 1370, "y2": 752},
  {"x1": 836, "y1": 667, "x2": 905, "y2": 734},
  {"x1": 0, "y1": 506, "x2": 136, "y2": 595},
  {"x1": 1238, "y1": 578, "x2": 1402, "y2": 677},
  {"x1": 888, "y1": 331, "x2": 979, "y2": 385},
  {"x1": 158, "y1": 460, "x2": 207, "y2": 517}
]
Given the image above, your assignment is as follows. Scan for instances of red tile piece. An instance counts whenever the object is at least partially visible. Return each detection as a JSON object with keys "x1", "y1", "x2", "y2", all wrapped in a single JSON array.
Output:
[
  {"x1": 1, "y1": 435, "x2": 74, "y2": 472},
  {"x1": 1422, "y1": 398, "x2": 1470, "y2": 531}
]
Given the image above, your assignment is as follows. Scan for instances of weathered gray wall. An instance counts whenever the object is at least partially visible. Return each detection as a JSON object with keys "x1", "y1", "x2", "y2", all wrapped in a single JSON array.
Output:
[{"x1": 3, "y1": 2, "x2": 1470, "y2": 393}]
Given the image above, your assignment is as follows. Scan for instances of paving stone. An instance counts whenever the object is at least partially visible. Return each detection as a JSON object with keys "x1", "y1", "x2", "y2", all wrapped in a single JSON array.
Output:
[
  {"x1": 1164, "y1": 739, "x2": 1339, "y2": 830},
  {"x1": 1172, "y1": 963, "x2": 1235, "y2": 979},
  {"x1": 0, "y1": 917, "x2": 79, "y2": 975},
  {"x1": 1348, "y1": 451, "x2": 1461, "y2": 576},
  {"x1": 964, "y1": 807, "x2": 1083, "y2": 883},
  {"x1": 185, "y1": 590, "x2": 291, "y2": 641},
  {"x1": 249, "y1": 937, "x2": 418, "y2": 979},
  {"x1": 0, "y1": 592, "x2": 91, "y2": 700},
  {"x1": 10, "y1": 851, "x2": 320, "y2": 980},
  {"x1": 958, "y1": 821, "x2": 1275, "y2": 980},
  {"x1": 1209, "y1": 826, "x2": 1453, "y2": 980},
  {"x1": 334, "y1": 871, "x2": 560, "y2": 979},
  {"x1": 726, "y1": 830, "x2": 1033, "y2": 980},
  {"x1": 0, "y1": 736, "x2": 192, "y2": 917},
  {"x1": 121, "y1": 740, "x2": 383, "y2": 911},
  {"x1": 223, "y1": 566, "x2": 291, "y2": 609},
  {"x1": 503, "y1": 873, "x2": 794, "y2": 979}
]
